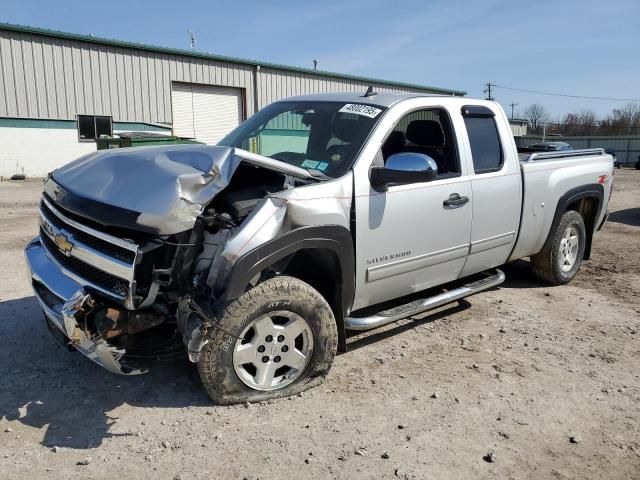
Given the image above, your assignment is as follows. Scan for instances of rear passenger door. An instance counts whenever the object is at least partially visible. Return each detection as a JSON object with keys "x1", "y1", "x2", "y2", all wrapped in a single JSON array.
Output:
[{"x1": 459, "y1": 105, "x2": 522, "y2": 277}]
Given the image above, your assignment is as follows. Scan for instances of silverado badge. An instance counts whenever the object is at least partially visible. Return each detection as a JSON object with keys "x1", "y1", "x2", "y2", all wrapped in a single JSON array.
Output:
[{"x1": 54, "y1": 233, "x2": 74, "y2": 256}]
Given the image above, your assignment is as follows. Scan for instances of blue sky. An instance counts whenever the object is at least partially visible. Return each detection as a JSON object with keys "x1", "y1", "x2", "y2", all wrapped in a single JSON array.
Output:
[{"x1": 2, "y1": 0, "x2": 639, "y2": 118}]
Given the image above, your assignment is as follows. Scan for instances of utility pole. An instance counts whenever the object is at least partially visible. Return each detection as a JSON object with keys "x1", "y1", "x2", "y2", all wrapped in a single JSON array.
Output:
[
  {"x1": 483, "y1": 82, "x2": 495, "y2": 101},
  {"x1": 509, "y1": 102, "x2": 518, "y2": 119}
]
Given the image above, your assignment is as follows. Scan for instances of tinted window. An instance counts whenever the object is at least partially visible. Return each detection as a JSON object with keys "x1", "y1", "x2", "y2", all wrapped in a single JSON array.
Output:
[
  {"x1": 95, "y1": 116, "x2": 113, "y2": 138},
  {"x1": 77, "y1": 115, "x2": 112, "y2": 141},
  {"x1": 464, "y1": 116, "x2": 503, "y2": 173},
  {"x1": 77, "y1": 115, "x2": 96, "y2": 140}
]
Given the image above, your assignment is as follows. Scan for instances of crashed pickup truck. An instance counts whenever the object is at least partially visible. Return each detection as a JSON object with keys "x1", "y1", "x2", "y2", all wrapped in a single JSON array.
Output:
[{"x1": 25, "y1": 92, "x2": 614, "y2": 404}]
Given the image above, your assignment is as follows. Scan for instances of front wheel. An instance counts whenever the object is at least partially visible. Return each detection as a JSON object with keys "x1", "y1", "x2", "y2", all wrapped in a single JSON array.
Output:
[
  {"x1": 198, "y1": 276, "x2": 338, "y2": 404},
  {"x1": 531, "y1": 210, "x2": 586, "y2": 285}
]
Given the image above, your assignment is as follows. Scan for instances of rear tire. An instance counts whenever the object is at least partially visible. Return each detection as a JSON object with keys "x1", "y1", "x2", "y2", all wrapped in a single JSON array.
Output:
[
  {"x1": 531, "y1": 210, "x2": 586, "y2": 285},
  {"x1": 198, "y1": 276, "x2": 338, "y2": 405}
]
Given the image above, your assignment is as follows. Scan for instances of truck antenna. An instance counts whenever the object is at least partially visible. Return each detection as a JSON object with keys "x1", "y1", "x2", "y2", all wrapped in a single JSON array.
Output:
[{"x1": 363, "y1": 86, "x2": 377, "y2": 97}]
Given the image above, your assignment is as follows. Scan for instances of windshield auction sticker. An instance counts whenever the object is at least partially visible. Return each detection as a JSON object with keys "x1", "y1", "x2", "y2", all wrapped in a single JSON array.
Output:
[{"x1": 339, "y1": 104, "x2": 382, "y2": 118}]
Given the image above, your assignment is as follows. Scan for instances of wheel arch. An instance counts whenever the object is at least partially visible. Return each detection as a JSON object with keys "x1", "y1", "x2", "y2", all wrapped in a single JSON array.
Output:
[
  {"x1": 544, "y1": 184, "x2": 603, "y2": 260},
  {"x1": 223, "y1": 225, "x2": 355, "y2": 352}
]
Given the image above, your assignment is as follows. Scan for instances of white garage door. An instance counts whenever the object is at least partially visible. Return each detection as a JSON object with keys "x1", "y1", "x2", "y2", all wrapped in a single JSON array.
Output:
[{"x1": 171, "y1": 83, "x2": 243, "y2": 145}]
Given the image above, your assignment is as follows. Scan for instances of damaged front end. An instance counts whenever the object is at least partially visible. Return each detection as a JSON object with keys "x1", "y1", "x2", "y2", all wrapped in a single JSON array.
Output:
[
  {"x1": 26, "y1": 143, "x2": 352, "y2": 374},
  {"x1": 57, "y1": 289, "x2": 165, "y2": 374},
  {"x1": 26, "y1": 238, "x2": 167, "y2": 374}
]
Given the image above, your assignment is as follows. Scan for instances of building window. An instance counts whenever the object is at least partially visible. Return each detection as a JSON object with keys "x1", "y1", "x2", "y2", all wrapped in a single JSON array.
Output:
[{"x1": 77, "y1": 115, "x2": 113, "y2": 141}]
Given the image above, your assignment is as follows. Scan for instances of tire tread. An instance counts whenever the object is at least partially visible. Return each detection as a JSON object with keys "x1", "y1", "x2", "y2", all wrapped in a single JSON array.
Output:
[
  {"x1": 531, "y1": 210, "x2": 585, "y2": 285},
  {"x1": 198, "y1": 276, "x2": 338, "y2": 404}
]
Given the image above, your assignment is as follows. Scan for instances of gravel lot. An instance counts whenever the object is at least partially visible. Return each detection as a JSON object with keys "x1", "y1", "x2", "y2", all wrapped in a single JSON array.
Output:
[{"x1": 1, "y1": 171, "x2": 639, "y2": 480}]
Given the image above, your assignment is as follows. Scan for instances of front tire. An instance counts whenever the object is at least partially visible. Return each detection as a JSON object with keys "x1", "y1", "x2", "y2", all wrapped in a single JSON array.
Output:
[
  {"x1": 531, "y1": 210, "x2": 586, "y2": 285},
  {"x1": 198, "y1": 276, "x2": 338, "y2": 404}
]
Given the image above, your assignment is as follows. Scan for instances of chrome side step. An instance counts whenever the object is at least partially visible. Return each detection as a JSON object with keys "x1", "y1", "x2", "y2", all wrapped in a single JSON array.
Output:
[{"x1": 345, "y1": 269, "x2": 505, "y2": 331}]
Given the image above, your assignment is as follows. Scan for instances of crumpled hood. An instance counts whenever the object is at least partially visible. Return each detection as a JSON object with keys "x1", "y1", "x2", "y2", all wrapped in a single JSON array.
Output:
[{"x1": 50, "y1": 144, "x2": 241, "y2": 235}]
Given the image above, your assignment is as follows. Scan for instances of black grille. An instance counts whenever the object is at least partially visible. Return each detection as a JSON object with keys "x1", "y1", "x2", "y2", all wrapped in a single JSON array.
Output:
[
  {"x1": 41, "y1": 201, "x2": 136, "y2": 264},
  {"x1": 40, "y1": 229, "x2": 130, "y2": 297}
]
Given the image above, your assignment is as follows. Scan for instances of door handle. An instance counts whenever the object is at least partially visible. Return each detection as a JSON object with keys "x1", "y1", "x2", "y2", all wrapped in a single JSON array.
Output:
[{"x1": 443, "y1": 193, "x2": 469, "y2": 209}]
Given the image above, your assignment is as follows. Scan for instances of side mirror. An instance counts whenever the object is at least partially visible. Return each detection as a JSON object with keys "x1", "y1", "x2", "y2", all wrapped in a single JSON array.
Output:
[{"x1": 370, "y1": 153, "x2": 438, "y2": 191}]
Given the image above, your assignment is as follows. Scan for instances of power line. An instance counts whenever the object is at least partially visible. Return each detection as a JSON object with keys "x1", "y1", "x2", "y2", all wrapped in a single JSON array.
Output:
[{"x1": 493, "y1": 84, "x2": 640, "y2": 102}]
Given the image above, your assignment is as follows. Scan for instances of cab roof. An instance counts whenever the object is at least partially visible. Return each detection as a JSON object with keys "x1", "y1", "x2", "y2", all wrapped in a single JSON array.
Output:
[{"x1": 277, "y1": 92, "x2": 458, "y2": 108}]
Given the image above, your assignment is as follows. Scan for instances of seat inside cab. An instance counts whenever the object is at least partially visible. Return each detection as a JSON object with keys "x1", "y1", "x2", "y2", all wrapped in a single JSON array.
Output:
[{"x1": 381, "y1": 108, "x2": 460, "y2": 176}]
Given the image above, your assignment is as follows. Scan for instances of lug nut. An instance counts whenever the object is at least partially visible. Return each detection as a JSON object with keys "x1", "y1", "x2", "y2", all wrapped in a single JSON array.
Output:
[
  {"x1": 277, "y1": 335, "x2": 285, "y2": 342},
  {"x1": 265, "y1": 335, "x2": 273, "y2": 342},
  {"x1": 274, "y1": 356, "x2": 281, "y2": 363},
  {"x1": 261, "y1": 356, "x2": 269, "y2": 363},
  {"x1": 257, "y1": 345, "x2": 265, "y2": 353},
  {"x1": 281, "y1": 345, "x2": 289, "y2": 352}
]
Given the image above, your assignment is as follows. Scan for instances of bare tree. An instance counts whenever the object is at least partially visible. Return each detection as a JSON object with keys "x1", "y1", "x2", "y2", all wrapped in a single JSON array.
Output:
[
  {"x1": 578, "y1": 110, "x2": 597, "y2": 127},
  {"x1": 614, "y1": 103, "x2": 640, "y2": 127},
  {"x1": 560, "y1": 110, "x2": 597, "y2": 135},
  {"x1": 600, "y1": 103, "x2": 640, "y2": 135},
  {"x1": 522, "y1": 104, "x2": 550, "y2": 130}
]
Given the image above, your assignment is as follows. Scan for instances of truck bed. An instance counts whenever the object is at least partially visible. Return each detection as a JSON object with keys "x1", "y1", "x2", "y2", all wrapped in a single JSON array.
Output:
[
  {"x1": 509, "y1": 148, "x2": 614, "y2": 261},
  {"x1": 518, "y1": 148, "x2": 608, "y2": 163}
]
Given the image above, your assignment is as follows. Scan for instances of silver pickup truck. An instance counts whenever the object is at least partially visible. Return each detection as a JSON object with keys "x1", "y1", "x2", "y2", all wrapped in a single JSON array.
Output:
[{"x1": 25, "y1": 92, "x2": 613, "y2": 404}]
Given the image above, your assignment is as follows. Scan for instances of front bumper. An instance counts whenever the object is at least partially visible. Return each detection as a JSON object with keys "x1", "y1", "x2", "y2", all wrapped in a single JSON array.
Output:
[{"x1": 24, "y1": 237, "x2": 143, "y2": 375}]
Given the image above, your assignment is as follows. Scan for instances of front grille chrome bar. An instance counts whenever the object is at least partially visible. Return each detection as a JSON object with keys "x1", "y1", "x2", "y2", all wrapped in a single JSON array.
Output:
[
  {"x1": 39, "y1": 209, "x2": 136, "y2": 281},
  {"x1": 41, "y1": 197, "x2": 138, "y2": 252},
  {"x1": 38, "y1": 198, "x2": 140, "y2": 309}
]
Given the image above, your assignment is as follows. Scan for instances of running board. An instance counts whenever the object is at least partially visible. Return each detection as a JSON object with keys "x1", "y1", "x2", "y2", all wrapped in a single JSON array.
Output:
[{"x1": 345, "y1": 269, "x2": 505, "y2": 331}]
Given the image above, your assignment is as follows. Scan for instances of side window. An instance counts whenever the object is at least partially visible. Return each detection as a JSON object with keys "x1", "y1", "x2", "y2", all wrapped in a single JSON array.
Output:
[
  {"x1": 463, "y1": 114, "x2": 503, "y2": 174},
  {"x1": 380, "y1": 108, "x2": 460, "y2": 177}
]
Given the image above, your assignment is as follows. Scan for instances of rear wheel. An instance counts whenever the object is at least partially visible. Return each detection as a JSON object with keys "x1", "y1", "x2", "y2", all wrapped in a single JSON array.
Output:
[
  {"x1": 531, "y1": 210, "x2": 586, "y2": 285},
  {"x1": 198, "y1": 276, "x2": 338, "y2": 404}
]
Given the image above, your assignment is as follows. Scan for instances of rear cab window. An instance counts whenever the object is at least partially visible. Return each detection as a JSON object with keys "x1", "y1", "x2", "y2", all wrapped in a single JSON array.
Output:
[{"x1": 461, "y1": 105, "x2": 504, "y2": 174}]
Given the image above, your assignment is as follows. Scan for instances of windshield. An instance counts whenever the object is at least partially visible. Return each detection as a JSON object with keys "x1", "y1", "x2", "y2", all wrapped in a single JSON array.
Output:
[{"x1": 218, "y1": 101, "x2": 386, "y2": 178}]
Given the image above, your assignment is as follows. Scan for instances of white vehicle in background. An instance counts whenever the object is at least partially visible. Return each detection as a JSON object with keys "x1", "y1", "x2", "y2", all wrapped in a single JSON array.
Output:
[{"x1": 25, "y1": 91, "x2": 614, "y2": 403}]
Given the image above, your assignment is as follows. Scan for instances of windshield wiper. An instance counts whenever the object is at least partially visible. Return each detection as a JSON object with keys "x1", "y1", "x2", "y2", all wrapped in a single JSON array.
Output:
[{"x1": 304, "y1": 169, "x2": 330, "y2": 181}]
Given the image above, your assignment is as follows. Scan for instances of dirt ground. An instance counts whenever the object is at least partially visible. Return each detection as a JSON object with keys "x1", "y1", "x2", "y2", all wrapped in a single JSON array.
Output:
[{"x1": 0, "y1": 170, "x2": 638, "y2": 480}]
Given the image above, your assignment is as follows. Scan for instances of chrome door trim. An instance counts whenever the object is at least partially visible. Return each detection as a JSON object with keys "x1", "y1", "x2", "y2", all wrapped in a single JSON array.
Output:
[
  {"x1": 469, "y1": 231, "x2": 515, "y2": 255},
  {"x1": 366, "y1": 244, "x2": 470, "y2": 282}
]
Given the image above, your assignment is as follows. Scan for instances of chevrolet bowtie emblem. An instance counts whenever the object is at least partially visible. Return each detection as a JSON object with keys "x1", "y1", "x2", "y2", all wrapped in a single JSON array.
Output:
[{"x1": 54, "y1": 233, "x2": 74, "y2": 256}]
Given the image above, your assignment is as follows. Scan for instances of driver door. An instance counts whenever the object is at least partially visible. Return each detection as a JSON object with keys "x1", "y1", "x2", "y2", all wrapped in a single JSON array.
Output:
[{"x1": 351, "y1": 107, "x2": 473, "y2": 311}]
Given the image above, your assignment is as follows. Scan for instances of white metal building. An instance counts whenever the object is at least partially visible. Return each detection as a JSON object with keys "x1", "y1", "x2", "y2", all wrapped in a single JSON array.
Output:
[
  {"x1": 509, "y1": 118, "x2": 529, "y2": 137},
  {"x1": 0, "y1": 23, "x2": 465, "y2": 177}
]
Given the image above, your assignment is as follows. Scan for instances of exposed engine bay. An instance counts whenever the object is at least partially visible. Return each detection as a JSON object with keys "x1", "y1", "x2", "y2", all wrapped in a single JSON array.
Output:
[{"x1": 36, "y1": 143, "x2": 347, "y2": 373}]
